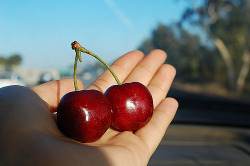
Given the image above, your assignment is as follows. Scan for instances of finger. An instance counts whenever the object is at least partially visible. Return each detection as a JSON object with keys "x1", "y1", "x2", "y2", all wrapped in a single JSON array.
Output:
[
  {"x1": 147, "y1": 64, "x2": 176, "y2": 108},
  {"x1": 30, "y1": 78, "x2": 84, "y2": 111},
  {"x1": 87, "y1": 50, "x2": 144, "y2": 92},
  {"x1": 134, "y1": 97, "x2": 178, "y2": 156},
  {"x1": 124, "y1": 49, "x2": 167, "y2": 86}
]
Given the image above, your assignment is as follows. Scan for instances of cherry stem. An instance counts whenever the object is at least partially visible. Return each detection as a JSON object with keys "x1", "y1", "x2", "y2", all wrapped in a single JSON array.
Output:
[
  {"x1": 73, "y1": 50, "x2": 82, "y2": 91},
  {"x1": 72, "y1": 41, "x2": 122, "y2": 91}
]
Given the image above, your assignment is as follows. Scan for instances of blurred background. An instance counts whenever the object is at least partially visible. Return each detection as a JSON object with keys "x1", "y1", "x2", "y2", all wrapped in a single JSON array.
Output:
[{"x1": 1, "y1": 0, "x2": 250, "y2": 165}]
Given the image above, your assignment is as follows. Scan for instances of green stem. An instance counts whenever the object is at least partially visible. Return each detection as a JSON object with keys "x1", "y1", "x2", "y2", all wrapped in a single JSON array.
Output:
[
  {"x1": 79, "y1": 47, "x2": 122, "y2": 85},
  {"x1": 73, "y1": 50, "x2": 81, "y2": 91}
]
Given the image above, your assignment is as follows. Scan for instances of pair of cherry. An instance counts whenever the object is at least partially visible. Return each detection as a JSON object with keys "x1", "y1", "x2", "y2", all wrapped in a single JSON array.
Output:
[{"x1": 57, "y1": 41, "x2": 153, "y2": 143}]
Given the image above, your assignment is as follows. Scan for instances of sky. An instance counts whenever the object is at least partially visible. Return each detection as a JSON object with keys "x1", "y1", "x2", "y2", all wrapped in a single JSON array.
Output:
[{"x1": 0, "y1": 0, "x2": 193, "y2": 69}]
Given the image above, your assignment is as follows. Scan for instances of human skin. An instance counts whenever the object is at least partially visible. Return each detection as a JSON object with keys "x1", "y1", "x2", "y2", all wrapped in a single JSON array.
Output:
[{"x1": 0, "y1": 49, "x2": 178, "y2": 166}]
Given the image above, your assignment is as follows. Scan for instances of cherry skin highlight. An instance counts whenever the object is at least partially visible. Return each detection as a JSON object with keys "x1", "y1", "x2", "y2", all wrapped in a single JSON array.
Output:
[
  {"x1": 105, "y1": 82, "x2": 153, "y2": 131},
  {"x1": 57, "y1": 90, "x2": 112, "y2": 143}
]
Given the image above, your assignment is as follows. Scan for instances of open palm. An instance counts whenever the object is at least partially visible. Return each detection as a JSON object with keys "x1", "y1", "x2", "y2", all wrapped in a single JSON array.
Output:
[{"x1": 0, "y1": 50, "x2": 178, "y2": 166}]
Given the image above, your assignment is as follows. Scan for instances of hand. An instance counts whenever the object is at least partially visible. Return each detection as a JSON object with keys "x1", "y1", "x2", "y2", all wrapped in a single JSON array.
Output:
[{"x1": 0, "y1": 50, "x2": 178, "y2": 166}]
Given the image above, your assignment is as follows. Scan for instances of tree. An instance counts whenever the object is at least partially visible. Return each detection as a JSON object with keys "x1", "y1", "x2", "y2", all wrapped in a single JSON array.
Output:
[
  {"x1": 0, "y1": 54, "x2": 22, "y2": 71},
  {"x1": 7, "y1": 54, "x2": 22, "y2": 66},
  {"x1": 139, "y1": 0, "x2": 250, "y2": 94},
  {"x1": 0, "y1": 57, "x2": 5, "y2": 65},
  {"x1": 139, "y1": 23, "x2": 222, "y2": 82},
  {"x1": 180, "y1": 0, "x2": 250, "y2": 92}
]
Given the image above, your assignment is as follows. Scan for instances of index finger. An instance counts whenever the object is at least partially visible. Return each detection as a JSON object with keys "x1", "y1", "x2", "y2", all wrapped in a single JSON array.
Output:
[{"x1": 87, "y1": 50, "x2": 144, "y2": 92}]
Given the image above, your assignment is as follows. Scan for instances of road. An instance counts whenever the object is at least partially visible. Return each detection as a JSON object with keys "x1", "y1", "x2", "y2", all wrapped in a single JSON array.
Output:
[
  {"x1": 148, "y1": 88, "x2": 250, "y2": 166},
  {"x1": 168, "y1": 88, "x2": 250, "y2": 127}
]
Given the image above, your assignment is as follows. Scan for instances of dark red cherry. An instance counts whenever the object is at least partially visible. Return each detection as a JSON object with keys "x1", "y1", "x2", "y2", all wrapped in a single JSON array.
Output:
[
  {"x1": 105, "y1": 82, "x2": 153, "y2": 131},
  {"x1": 57, "y1": 90, "x2": 112, "y2": 143},
  {"x1": 69, "y1": 41, "x2": 153, "y2": 133}
]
